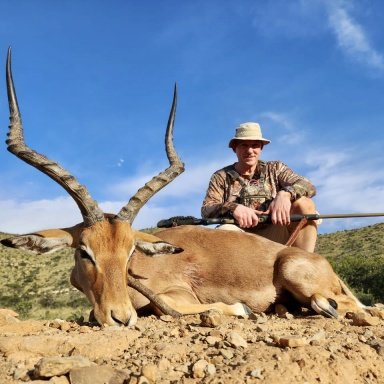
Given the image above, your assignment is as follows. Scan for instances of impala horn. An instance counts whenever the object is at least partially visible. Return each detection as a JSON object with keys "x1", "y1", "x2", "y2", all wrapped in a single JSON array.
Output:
[
  {"x1": 6, "y1": 47, "x2": 105, "y2": 227},
  {"x1": 115, "y1": 84, "x2": 185, "y2": 224}
]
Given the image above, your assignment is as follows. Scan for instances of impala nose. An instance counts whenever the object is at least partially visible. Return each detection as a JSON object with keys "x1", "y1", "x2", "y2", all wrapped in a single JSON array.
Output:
[
  {"x1": 111, "y1": 310, "x2": 129, "y2": 325},
  {"x1": 110, "y1": 308, "x2": 137, "y2": 327}
]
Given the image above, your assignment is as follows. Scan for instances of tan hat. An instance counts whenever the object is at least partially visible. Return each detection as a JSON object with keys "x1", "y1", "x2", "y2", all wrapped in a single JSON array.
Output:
[{"x1": 228, "y1": 122, "x2": 271, "y2": 148}]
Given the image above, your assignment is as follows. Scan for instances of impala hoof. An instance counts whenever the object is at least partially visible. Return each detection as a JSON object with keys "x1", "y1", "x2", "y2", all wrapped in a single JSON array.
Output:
[
  {"x1": 311, "y1": 294, "x2": 338, "y2": 319},
  {"x1": 242, "y1": 304, "x2": 253, "y2": 315}
]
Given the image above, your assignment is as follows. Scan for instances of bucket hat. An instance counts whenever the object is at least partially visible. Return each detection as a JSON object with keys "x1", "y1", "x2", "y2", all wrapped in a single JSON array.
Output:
[{"x1": 228, "y1": 122, "x2": 271, "y2": 148}]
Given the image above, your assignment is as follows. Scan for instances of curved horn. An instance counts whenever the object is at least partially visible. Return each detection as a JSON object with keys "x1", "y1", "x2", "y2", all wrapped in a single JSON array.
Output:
[
  {"x1": 6, "y1": 47, "x2": 105, "y2": 227},
  {"x1": 116, "y1": 84, "x2": 185, "y2": 224}
]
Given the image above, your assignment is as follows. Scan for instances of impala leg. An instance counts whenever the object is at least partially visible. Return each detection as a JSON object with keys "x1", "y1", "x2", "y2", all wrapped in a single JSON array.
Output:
[{"x1": 155, "y1": 288, "x2": 251, "y2": 317}]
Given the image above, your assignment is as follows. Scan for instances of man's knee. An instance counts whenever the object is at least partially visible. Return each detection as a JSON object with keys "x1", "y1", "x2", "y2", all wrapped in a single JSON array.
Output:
[
  {"x1": 216, "y1": 224, "x2": 245, "y2": 232},
  {"x1": 291, "y1": 197, "x2": 316, "y2": 214}
]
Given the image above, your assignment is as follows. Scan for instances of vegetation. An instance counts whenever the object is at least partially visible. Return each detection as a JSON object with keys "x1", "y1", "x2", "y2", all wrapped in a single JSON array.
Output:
[
  {"x1": 0, "y1": 232, "x2": 89, "y2": 321},
  {"x1": 316, "y1": 223, "x2": 384, "y2": 305},
  {"x1": 0, "y1": 223, "x2": 383, "y2": 320}
]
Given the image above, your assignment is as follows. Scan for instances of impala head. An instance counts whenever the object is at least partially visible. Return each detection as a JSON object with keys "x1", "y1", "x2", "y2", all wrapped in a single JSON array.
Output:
[
  {"x1": 4, "y1": 48, "x2": 184, "y2": 326},
  {"x1": 71, "y1": 219, "x2": 137, "y2": 326}
]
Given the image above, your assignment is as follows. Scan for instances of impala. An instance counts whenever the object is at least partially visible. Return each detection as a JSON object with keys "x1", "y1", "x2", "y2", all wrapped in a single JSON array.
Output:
[{"x1": 1, "y1": 49, "x2": 366, "y2": 326}]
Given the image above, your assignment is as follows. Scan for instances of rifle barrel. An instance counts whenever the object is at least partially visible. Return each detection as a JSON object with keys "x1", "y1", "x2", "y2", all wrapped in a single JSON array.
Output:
[{"x1": 157, "y1": 212, "x2": 384, "y2": 228}]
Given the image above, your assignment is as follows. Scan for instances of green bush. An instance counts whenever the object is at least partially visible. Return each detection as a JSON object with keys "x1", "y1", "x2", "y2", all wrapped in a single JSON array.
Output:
[{"x1": 329, "y1": 255, "x2": 384, "y2": 305}]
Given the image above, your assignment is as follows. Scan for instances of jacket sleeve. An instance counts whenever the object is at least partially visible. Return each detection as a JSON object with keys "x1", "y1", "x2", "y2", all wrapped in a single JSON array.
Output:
[
  {"x1": 276, "y1": 162, "x2": 316, "y2": 200},
  {"x1": 201, "y1": 171, "x2": 239, "y2": 218}
]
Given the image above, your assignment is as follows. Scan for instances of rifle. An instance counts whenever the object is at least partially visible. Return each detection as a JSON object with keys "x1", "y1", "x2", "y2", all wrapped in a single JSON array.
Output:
[{"x1": 157, "y1": 212, "x2": 384, "y2": 228}]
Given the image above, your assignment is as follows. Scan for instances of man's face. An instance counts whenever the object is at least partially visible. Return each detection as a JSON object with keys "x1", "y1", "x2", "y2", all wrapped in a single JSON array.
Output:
[{"x1": 234, "y1": 140, "x2": 263, "y2": 167}]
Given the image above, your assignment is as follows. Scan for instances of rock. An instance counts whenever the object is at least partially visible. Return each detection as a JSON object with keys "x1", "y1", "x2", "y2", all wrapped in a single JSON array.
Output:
[
  {"x1": 13, "y1": 365, "x2": 29, "y2": 381},
  {"x1": 157, "y1": 358, "x2": 171, "y2": 372},
  {"x1": 351, "y1": 312, "x2": 380, "y2": 326},
  {"x1": 137, "y1": 376, "x2": 151, "y2": 384},
  {"x1": 34, "y1": 356, "x2": 93, "y2": 378},
  {"x1": 141, "y1": 363, "x2": 158, "y2": 382},
  {"x1": 192, "y1": 359, "x2": 208, "y2": 378},
  {"x1": 159, "y1": 315, "x2": 174, "y2": 323},
  {"x1": 220, "y1": 349, "x2": 234, "y2": 360},
  {"x1": 366, "y1": 339, "x2": 384, "y2": 356},
  {"x1": 0, "y1": 308, "x2": 20, "y2": 326},
  {"x1": 200, "y1": 310, "x2": 222, "y2": 327},
  {"x1": 276, "y1": 336, "x2": 308, "y2": 348},
  {"x1": 309, "y1": 330, "x2": 326, "y2": 345},
  {"x1": 205, "y1": 335, "x2": 221, "y2": 346},
  {"x1": 249, "y1": 368, "x2": 263, "y2": 379},
  {"x1": 31, "y1": 377, "x2": 70, "y2": 384},
  {"x1": 0, "y1": 308, "x2": 19, "y2": 318},
  {"x1": 206, "y1": 363, "x2": 216, "y2": 376},
  {"x1": 367, "y1": 307, "x2": 384, "y2": 320},
  {"x1": 249, "y1": 312, "x2": 268, "y2": 324},
  {"x1": 226, "y1": 331, "x2": 248, "y2": 349},
  {"x1": 70, "y1": 366, "x2": 129, "y2": 384}
]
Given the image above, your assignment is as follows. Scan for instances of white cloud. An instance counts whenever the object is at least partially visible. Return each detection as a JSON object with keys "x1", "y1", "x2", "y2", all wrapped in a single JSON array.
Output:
[
  {"x1": 0, "y1": 197, "x2": 82, "y2": 234},
  {"x1": 107, "y1": 158, "x2": 231, "y2": 200},
  {"x1": 306, "y1": 147, "x2": 384, "y2": 233},
  {"x1": 260, "y1": 111, "x2": 305, "y2": 145},
  {"x1": 2, "y1": 144, "x2": 384, "y2": 236},
  {"x1": 0, "y1": 158, "x2": 229, "y2": 234},
  {"x1": 325, "y1": 1, "x2": 384, "y2": 71}
]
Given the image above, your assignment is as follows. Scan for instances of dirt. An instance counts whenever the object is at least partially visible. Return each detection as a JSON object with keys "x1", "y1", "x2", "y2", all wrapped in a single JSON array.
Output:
[{"x1": 0, "y1": 308, "x2": 383, "y2": 384}]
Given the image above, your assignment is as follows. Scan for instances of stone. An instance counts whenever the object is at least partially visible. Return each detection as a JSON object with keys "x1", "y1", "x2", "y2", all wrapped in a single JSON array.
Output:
[
  {"x1": 226, "y1": 331, "x2": 248, "y2": 349},
  {"x1": 141, "y1": 364, "x2": 158, "y2": 382},
  {"x1": 277, "y1": 336, "x2": 308, "y2": 348},
  {"x1": 159, "y1": 315, "x2": 174, "y2": 323},
  {"x1": 351, "y1": 312, "x2": 380, "y2": 326},
  {"x1": 367, "y1": 307, "x2": 384, "y2": 320},
  {"x1": 192, "y1": 359, "x2": 208, "y2": 378},
  {"x1": 0, "y1": 308, "x2": 20, "y2": 326},
  {"x1": 200, "y1": 310, "x2": 222, "y2": 327},
  {"x1": 220, "y1": 349, "x2": 234, "y2": 360},
  {"x1": 31, "y1": 377, "x2": 69, "y2": 384},
  {"x1": 249, "y1": 312, "x2": 268, "y2": 324},
  {"x1": 205, "y1": 335, "x2": 221, "y2": 346},
  {"x1": 34, "y1": 356, "x2": 93, "y2": 378},
  {"x1": 69, "y1": 366, "x2": 129, "y2": 384},
  {"x1": 206, "y1": 363, "x2": 216, "y2": 376},
  {"x1": 249, "y1": 368, "x2": 263, "y2": 379}
]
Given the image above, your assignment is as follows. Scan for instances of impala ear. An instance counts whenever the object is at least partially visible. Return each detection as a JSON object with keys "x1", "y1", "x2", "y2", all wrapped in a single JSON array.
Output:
[
  {"x1": 1, "y1": 234, "x2": 71, "y2": 254},
  {"x1": 135, "y1": 239, "x2": 183, "y2": 257}
]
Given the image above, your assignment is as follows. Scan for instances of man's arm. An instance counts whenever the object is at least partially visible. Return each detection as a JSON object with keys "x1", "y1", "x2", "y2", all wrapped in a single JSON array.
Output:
[
  {"x1": 276, "y1": 162, "x2": 316, "y2": 200},
  {"x1": 201, "y1": 171, "x2": 238, "y2": 218}
]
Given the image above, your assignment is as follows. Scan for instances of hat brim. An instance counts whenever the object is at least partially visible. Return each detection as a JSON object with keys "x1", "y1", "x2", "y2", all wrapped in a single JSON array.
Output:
[{"x1": 228, "y1": 137, "x2": 271, "y2": 148}]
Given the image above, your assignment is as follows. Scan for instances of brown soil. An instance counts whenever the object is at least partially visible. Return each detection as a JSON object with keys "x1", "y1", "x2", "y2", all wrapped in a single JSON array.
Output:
[{"x1": 0, "y1": 308, "x2": 383, "y2": 384}]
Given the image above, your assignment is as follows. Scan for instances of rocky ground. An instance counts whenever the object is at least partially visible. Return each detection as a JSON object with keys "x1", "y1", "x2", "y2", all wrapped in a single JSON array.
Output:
[{"x1": 0, "y1": 308, "x2": 384, "y2": 384}]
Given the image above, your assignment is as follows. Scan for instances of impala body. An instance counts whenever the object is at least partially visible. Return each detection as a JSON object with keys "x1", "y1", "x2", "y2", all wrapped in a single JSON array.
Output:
[{"x1": 1, "y1": 49, "x2": 366, "y2": 326}]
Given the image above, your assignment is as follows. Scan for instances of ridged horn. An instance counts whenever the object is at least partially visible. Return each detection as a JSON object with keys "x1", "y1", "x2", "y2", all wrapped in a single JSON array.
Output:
[
  {"x1": 6, "y1": 47, "x2": 105, "y2": 227},
  {"x1": 116, "y1": 84, "x2": 184, "y2": 224}
]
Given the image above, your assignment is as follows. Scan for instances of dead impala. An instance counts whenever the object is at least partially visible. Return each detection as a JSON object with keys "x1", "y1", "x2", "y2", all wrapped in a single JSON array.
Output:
[{"x1": 1, "y1": 48, "x2": 366, "y2": 326}]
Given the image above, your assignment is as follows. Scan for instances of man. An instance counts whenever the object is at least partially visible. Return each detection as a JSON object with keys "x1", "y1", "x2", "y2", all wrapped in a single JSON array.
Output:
[{"x1": 201, "y1": 122, "x2": 318, "y2": 252}]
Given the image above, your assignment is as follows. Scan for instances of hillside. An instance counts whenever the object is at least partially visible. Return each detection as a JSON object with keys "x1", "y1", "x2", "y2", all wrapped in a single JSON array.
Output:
[
  {"x1": 0, "y1": 223, "x2": 383, "y2": 321},
  {"x1": 315, "y1": 222, "x2": 384, "y2": 305}
]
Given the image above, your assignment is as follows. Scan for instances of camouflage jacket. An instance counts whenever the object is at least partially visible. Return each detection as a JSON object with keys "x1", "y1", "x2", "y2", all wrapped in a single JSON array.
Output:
[{"x1": 201, "y1": 160, "x2": 316, "y2": 218}]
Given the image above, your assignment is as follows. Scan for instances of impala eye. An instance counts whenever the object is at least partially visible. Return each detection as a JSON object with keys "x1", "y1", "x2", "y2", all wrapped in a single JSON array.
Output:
[{"x1": 78, "y1": 248, "x2": 95, "y2": 264}]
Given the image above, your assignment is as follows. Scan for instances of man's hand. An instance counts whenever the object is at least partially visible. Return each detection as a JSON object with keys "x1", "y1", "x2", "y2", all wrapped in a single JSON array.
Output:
[
  {"x1": 266, "y1": 191, "x2": 292, "y2": 225},
  {"x1": 232, "y1": 205, "x2": 261, "y2": 228}
]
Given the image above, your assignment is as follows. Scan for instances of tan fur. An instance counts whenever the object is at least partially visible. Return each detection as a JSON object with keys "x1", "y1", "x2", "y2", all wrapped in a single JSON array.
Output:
[{"x1": 2, "y1": 220, "x2": 366, "y2": 326}]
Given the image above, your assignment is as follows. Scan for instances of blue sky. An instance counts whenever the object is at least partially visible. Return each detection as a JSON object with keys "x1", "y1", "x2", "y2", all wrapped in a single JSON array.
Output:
[{"x1": 0, "y1": 0, "x2": 384, "y2": 234}]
